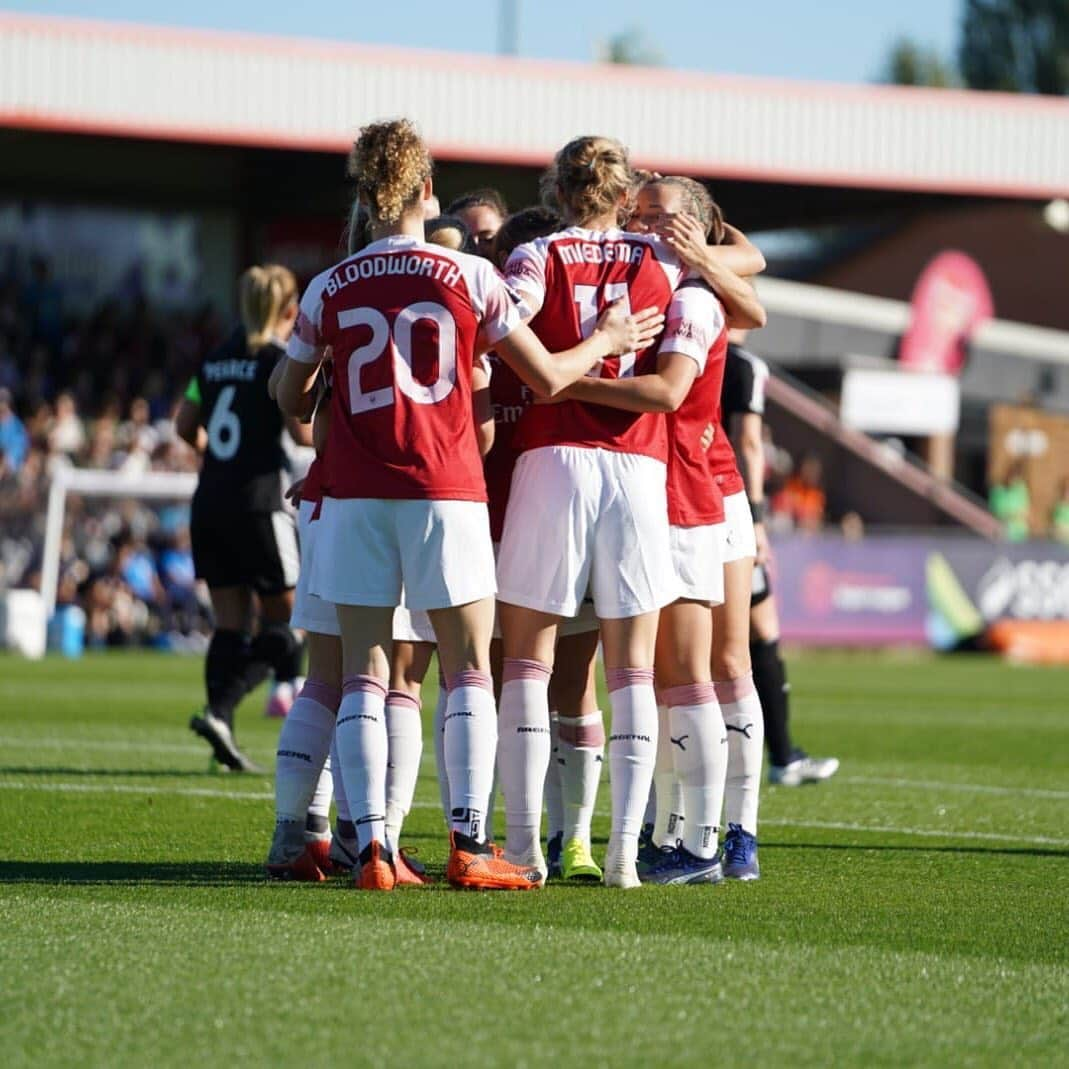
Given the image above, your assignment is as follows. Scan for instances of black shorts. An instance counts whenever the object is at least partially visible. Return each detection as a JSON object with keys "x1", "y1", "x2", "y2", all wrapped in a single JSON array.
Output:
[
  {"x1": 751, "y1": 561, "x2": 772, "y2": 607},
  {"x1": 191, "y1": 503, "x2": 299, "y2": 597}
]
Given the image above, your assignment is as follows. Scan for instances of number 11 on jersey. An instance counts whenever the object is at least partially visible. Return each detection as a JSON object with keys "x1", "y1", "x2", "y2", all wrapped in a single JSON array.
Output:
[{"x1": 573, "y1": 283, "x2": 636, "y2": 379}]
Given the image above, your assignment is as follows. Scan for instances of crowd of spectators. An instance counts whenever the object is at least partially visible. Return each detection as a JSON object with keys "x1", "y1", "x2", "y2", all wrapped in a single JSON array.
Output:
[{"x1": 0, "y1": 256, "x2": 224, "y2": 648}]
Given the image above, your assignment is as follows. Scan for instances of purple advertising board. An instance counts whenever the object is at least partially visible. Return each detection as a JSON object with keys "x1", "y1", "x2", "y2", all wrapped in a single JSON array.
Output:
[{"x1": 770, "y1": 535, "x2": 1069, "y2": 648}]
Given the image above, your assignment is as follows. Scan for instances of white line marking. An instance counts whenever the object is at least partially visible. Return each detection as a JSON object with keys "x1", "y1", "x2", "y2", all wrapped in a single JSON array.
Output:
[
  {"x1": 0, "y1": 780, "x2": 274, "y2": 801},
  {"x1": 841, "y1": 775, "x2": 1069, "y2": 801},
  {"x1": 761, "y1": 817, "x2": 1069, "y2": 848},
  {"x1": 0, "y1": 736, "x2": 208, "y2": 756},
  {"x1": 0, "y1": 780, "x2": 1066, "y2": 847}
]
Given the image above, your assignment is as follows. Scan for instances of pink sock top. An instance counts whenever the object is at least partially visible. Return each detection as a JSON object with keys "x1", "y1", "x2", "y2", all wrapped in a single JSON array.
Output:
[
  {"x1": 663, "y1": 682, "x2": 718, "y2": 708},
  {"x1": 300, "y1": 679, "x2": 342, "y2": 713},
  {"x1": 342, "y1": 674, "x2": 387, "y2": 700},
  {"x1": 447, "y1": 669, "x2": 494, "y2": 694},
  {"x1": 713, "y1": 674, "x2": 756, "y2": 704},
  {"x1": 385, "y1": 690, "x2": 421, "y2": 712},
  {"x1": 502, "y1": 658, "x2": 552, "y2": 684},
  {"x1": 606, "y1": 667, "x2": 655, "y2": 692}
]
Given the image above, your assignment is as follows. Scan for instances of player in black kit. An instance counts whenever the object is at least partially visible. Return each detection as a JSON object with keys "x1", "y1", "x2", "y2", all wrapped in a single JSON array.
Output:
[
  {"x1": 175, "y1": 265, "x2": 311, "y2": 771},
  {"x1": 721, "y1": 335, "x2": 839, "y2": 786}
]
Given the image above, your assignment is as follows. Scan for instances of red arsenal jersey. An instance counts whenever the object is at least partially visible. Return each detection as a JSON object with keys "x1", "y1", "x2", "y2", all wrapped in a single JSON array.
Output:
[
  {"x1": 658, "y1": 281, "x2": 729, "y2": 527},
  {"x1": 505, "y1": 227, "x2": 686, "y2": 462},
  {"x1": 301, "y1": 454, "x2": 325, "y2": 506},
  {"x1": 709, "y1": 414, "x2": 745, "y2": 500},
  {"x1": 483, "y1": 352, "x2": 534, "y2": 542},
  {"x1": 287, "y1": 235, "x2": 520, "y2": 501}
]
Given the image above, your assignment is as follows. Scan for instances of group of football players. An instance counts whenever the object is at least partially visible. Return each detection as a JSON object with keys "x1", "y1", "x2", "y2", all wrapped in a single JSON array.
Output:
[{"x1": 180, "y1": 119, "x2": 837, "y2": 892}]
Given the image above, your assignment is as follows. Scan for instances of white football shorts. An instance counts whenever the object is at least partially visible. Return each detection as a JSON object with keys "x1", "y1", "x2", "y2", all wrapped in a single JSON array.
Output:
[
  {"x1": 310, "y1": 497, "x2": 497, "y2": 611},
  {"x1": 670, "y1": 523, "x2": 725, "y2": 606},
  {"x1": 290, "y1": 499, "x2": 340, "y2": 637},
  {"x1": 390, "y1": 543, "x2": 599, "y2": 645},
  {"x1": 496, "y1": 445, "x2": 679, "y2": 619},
  {"x1": 720, "y1": 490, "x2": 758, "y2": 564}
]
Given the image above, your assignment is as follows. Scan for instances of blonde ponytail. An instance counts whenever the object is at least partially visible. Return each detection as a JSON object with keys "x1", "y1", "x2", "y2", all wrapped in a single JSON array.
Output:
[
  {"x1": 239, "y1": 264, "x2": 297, "y2": 350},
  {"x1": 541, "y1": 135, "x2": 634, "y2": 227}
]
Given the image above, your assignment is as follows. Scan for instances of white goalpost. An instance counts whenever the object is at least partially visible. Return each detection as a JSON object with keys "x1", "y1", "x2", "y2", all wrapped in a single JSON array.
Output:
[{"x1": 25, "y1": 463, "x2": 199, "y2": 657}]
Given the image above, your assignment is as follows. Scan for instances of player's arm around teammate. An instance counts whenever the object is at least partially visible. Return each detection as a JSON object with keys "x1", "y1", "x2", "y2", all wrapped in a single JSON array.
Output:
[{"x1": 276, "y1": 120, "x2": 660, "y2": 892}]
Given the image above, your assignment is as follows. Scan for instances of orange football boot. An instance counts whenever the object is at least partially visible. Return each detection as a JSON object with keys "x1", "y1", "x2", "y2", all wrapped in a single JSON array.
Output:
[
  {"x1": 265, "y1": 821, "x2": 326, "y2": 882},
  {"x1": 446, "y1": 831, "x2": 543, "y2": 891},
  {"x1": 305, "y1": 837, "x2": 332, "y2": 874},
  {"x1": 354, "y1": 841, "x2": 396, "y2": 891},
  {"x1": 395, "y1": 847, "x2": 434, "y2": 886}
]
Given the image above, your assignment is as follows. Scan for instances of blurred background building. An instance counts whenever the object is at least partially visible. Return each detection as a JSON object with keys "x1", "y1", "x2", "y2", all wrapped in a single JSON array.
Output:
[{"x1": 0, "y1": 5, "x2": 1066, "y2": 655}]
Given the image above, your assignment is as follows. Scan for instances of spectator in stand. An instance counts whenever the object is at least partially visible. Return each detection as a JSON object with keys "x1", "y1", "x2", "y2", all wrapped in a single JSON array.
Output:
[
  {"x1": 840, "y1": 511, "x2": 866, "y2": 542},
  {"x1": 49, "y1": 392, "x2": 86, "y2": 458},
  {"x1": 22, "y1": 256, "x2": 64, "y2": 351},
  {"x1": 0, "y1": 388, "x2": 28, "y2": 476},
  {"x1": 772, "y1": 452, "x2": 827, "y2": 533},
  {"x1": 1051, "y1": 476, "x2": 1069, "y2": 546},
  {"x1": 989, "y1": 459, "x2": 1031, "y2": 542}
]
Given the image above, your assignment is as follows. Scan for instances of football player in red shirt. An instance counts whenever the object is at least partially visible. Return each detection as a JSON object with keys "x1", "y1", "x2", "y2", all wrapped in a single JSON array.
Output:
[
  {"x1": 542, "y1": 178, "x2": 765, "y2": 883},
  {"x1": 277, "y1": 120, "x2": 662, "y2": 891},
  {"x1": 497, "y1": 136, "x2": 704, "y2": 887}
]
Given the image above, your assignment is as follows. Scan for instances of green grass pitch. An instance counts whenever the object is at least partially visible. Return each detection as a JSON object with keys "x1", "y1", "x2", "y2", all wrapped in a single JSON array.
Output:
[{"x1": 1, "y1": 651, "x2": 1067, "y2": 1067}]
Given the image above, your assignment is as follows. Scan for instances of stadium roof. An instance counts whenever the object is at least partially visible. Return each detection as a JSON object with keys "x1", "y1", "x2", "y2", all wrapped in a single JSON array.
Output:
[{"x1": 2, "y1": 12, "x2": 1068, "y2": 199}]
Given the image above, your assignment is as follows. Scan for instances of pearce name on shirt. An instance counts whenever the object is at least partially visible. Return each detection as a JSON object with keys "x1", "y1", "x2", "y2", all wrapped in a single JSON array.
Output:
[
  {"x1": 202, "y1": 358, "x2": 260, "y2": 383},
  {"x1": 323, "y1": 252, "x2": 463, "y2": 297}
]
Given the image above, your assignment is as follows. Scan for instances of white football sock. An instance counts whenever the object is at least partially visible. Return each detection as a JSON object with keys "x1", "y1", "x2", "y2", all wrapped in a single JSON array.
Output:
[
  {"x1": 485, "y1": 772, "x2": 498, "y2": 844},
  {"x1": 652, "y1": 702, "x2": 685, "y2": 847},
  {"x1": 557, "y1": 709, "x2": 605, "y2": 846},
  {"x1": 274, "y1": 680, "x2": 337, "y2": 823},
  {"x1": 497, "y1": 659, "x2": 551, "y2": 860},
  {"x1": 335, "y1": 675, "x2": 388, "y2": 852},
  {"x1": 306, "y1": 757, "x2": 334, "y2": 841},
  {"x1": 665, "y1": 683, "x2": 725, "y2": 859},
  {"x1": 716, "y1": 674, "x2": 764, "y2": 835},
  {"x1": 605, "y1": 668, "x2": 658, "y2": 865},
  {"x1": 385, "y1": 689, "x2": 423, "y2": 846},
  {"x1": 432, "y1": 679, "x2": 449, "y2": 827},
  {"x1": 444, "y1": 670, "x2": 498, "y2": 842},
  {"x1": 544, "y1": 711, "x2": 564, "y2": 842},
  {"x1": 329, "y1": 735, "x2": 350, "y2": 824}
]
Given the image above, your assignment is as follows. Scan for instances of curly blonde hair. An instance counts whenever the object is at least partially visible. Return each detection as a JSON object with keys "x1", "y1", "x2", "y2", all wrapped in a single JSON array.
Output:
[
  {"x1": 239, "y1": 264, "x2": 297, "y2": 350},
  {"x1": 541, "y1": 135, "x2": 634, "y2": 227},
  {"x1": 347, "y1": 119, "x2": 433, "y2": 225}
]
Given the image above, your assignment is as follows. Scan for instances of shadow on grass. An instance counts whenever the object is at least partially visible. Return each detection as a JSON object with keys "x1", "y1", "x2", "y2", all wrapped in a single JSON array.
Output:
[
  {"x1": 0, "y1": 766, "x2": 254, "y2": 780},
  {"x1": 0, "y1": 860, "x2": 266, "y2": 886},
  {"x1": 764, "y1": 840, "x2": 1069, "y2": 860}
]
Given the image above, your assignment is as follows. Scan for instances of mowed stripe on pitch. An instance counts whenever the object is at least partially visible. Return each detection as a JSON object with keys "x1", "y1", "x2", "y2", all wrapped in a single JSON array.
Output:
[{"x1": 2, "y1": 779, "x2": 1067, "y2": 847}]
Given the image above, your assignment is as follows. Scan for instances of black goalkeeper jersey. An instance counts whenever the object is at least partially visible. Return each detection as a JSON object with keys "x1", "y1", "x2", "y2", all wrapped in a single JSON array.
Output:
[
  {"x1": 188, "y1": 327, "x2": 287, "y2": 513},
  {"x1": 721, "y1": 343, "x2": 769, "y2": 421}
]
